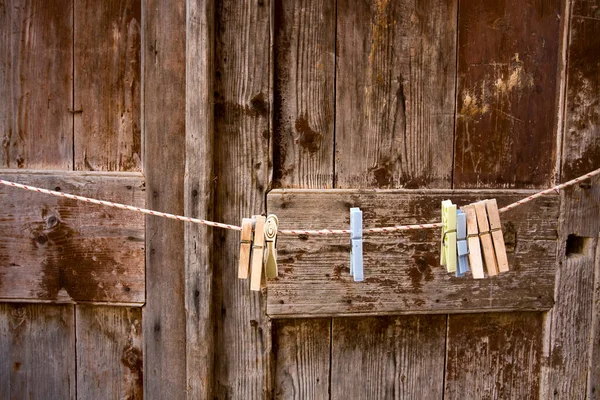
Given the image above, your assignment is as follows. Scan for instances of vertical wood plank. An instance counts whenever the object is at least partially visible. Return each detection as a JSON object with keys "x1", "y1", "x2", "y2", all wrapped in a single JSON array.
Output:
[
  {"x1": 454, "y1": 0, "x2": 562, "y2": 188},
  {"x1": 0, "y1": 303, "x2": 75, "y2": 399},
  {"x1": 272, "y1": 0, "x2": 335, "y2": 189},
  {"x1": 143, "y1": 0, "x2": 187, "y2": 398},
  {"x1": 213, "y1": 0, "x2": 272, "y2": 397},
  {"x1": 74, "y1": 0, "x2": 142, "y2": 172},
  {"x1": 185, "y1": 0, "x2": 215, "y2": 398},
  {"x1": 335, "y1": 0, "x2": 457, "y2": 189},
  {"x1": 0, "y1": 0, "x2": 73, "y2": 170},
  {"x1": 445, "y1": 313, "x2": 544, "y2": 399},
  {"x1": 589, "y1": 235, "x2": 600, "y2": 399},
  {"x1": 273, "y1": 319, "x2": 330, "y2": 400},
  {"x1": 76, "y1": 305, "x2": 143, "y2": 400},
  {"x1": 330, "y1": 315, "x2": 446, "y2": 399}
]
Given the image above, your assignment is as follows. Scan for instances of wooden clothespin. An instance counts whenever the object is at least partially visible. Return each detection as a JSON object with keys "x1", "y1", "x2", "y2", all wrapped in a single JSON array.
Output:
[
  {"x1": 264, "y1": 214, "x2": 279, "y2": 279},
  {"x1": 440, "y1": 200, "x2": 457, "y2": 273},
  {"x1": 462, "y1": 205, "x2": 485, "y2": 279},
  {"x1": 350, "y1": 207, "x2": 363, "y2": 282},
  {"x1": 474, "y1": 201, "x2": 498, "y2": 276},
  {"x1": 485, "y1": 199, "x2": 509, "y2": 273},
  {"x1": 250, "y1": 215, "x2": 266, "y2": 291},
  {"x1": 456, "y1": 209, "x2": 470, "y2": 277},
  {"x1": 238, "y1": 218, "x2": 254, "y2": 279}
]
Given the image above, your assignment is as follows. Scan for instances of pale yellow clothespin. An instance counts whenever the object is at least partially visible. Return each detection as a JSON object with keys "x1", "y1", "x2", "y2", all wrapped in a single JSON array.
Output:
[
  {"x1": 474, "y1": 201, "x2": 498, "y2": 276},
  {"x1": 250, "y1": 215, "x2": 266, "y2": 291},
  {"x1": 462, "y1": 205, "x2": 484, "y2": 279},
  {"x1": 238, "y1": 218, "x2": 254, "y2": 279},
  {"x1": 485, "y1": 199, "x2": 509, "y2": 273},
  {"x1": 440, "y1": 200, "x2": 457, "y2": 273},
  {"x1": 264, "y1": 214, "x2": 279, "y2": 279}
]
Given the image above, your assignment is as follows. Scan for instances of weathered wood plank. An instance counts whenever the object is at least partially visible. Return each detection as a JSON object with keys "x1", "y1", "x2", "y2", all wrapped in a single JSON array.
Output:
[
  {"x1": 330, "y1": 315, "x2": 446, "y2": 399},
  {"x1": 0, "y1": 0, "x2": 73, "y2": 170},
  {"x1": 590, "y1": 234, "x2": 600, "y2": 399},
  {"x1": 267, "y1": 189, "x2": 559, "y2": 317},
  {"x1": 76, "y1": 305, "x2": 143, "y2": 399},
  {"x1": 0, "y1": 303, "x2": 75, "y2": 399},
  {"x1": 273, "y1": 319, "x2": 330, "y2": 400},
  {"x1": 143, "y1": 0, "x2": 187, "y2": 397},
  {"x1": 542, "y1": 181, "x2": 600, "y2": 399},
  {"x1": 213, "y1": 0, "x2": 273, "y2": 397},
  {"x1": 0, "y1": 171, "x2": 145, "y2": 303},
  {"x1": 335, "y1": 0, "x2": 456, "y2": 189},
  {"x1": 74, "y1": 0, "x2": 142, "y2": 172},
  {"x1": 445, "y1": 312, "x2": 544, "y2": 399},
  {"x1": 454, "y1": 0, "x2": 562, "y2": 188},
  {"x1": 185, "y1": 0, "x2": 215, "y2": 397},
  {"x1": 272, "y1": 0, "x2": 335, "y2": 189},
  {"x1": 562, "y1": 0, "x2": 600, "y2": 181}
]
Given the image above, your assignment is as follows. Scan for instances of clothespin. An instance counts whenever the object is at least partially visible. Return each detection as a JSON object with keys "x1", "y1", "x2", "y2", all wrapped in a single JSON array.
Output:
[
  {"x1": 456, "y1": 209, "x2": 470, "y2": 277},
  {"x1": 485, "y1": 199, "x2": 509, "y2": 273},
  {"x1": 462, "y1": 205, "x2": 485, "y2": 279},
  {"x1": 238, "y1": 218, "x2": 254, "y2": 279},
  {"x1": 350, "y1": 207, "x2": 363, "y2": 282},
  {"x1": 264, "y1": 214, "x2": 279, "y2": 279},
  {"x1": 250, "y1": 215, "x2": 266, "y2": 291},
  {"x1": 440, "y1": 200, "x2": 457, "y2": 273},
  {"x1": 474, "y1": 201, "x2": 498, "y2": 276}
]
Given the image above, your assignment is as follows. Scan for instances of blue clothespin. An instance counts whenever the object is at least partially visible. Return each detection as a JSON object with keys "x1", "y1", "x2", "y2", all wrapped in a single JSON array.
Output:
[
  {"x1": 350, "y1": 207, "x2": 363, "y2": 282},
  {"x1": 456, "y1": 209, "x2": 470, "y2": 277}
]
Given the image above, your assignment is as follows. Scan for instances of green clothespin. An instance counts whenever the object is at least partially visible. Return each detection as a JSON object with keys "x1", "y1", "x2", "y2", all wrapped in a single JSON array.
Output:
[{"x1": 440, "y1": 200, "x2": 457, "y2": 273}]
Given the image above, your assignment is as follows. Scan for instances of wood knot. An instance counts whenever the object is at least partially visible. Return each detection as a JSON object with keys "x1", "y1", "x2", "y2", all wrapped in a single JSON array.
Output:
[{"x1": 46, "y1": 215, "x2": 59, "y2": 229}]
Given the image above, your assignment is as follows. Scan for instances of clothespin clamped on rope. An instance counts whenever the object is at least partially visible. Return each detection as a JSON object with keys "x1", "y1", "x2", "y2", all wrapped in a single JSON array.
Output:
[
  {"x1": 474, "y1": 201, "x2": 498, "y2": 276},
  {"x1": 264, "y1": 214, "x2": 279, "y2": 279},
  {"x1": 440, "y1": 200, "x2": 457, "y2": 273},
  {"x1": 456, "y1": 209, "x2": 470, "y2": 277},
  {"x1": 350, "y1": 208, "x2": 363, "y2": 282},
  {"x1": 485, "y1": 199, "x2": 509, "y2": 273},
  {"x1": 250, "y1": 215, "x2": 266, "y2": 291},
  {"x1": 238, "y1": 218, "x2": 254, "y2": 279},
  {"x1": 462, "y1": 205, "x2": 485, "y2": 279}
]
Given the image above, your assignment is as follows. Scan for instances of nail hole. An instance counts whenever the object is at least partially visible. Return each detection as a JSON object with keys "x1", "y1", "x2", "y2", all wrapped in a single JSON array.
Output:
[{"x1": 566, "y1": 234, "x2": 590, "y2": 257}]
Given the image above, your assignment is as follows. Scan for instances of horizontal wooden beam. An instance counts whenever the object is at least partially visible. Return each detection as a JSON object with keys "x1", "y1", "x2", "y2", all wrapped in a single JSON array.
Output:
[
  {"x1": 0, "y1": 170, "x2": 145, "y2": 304},
  {"x1": 266, "y1": 189, "x2": 559, "y2": 317}
]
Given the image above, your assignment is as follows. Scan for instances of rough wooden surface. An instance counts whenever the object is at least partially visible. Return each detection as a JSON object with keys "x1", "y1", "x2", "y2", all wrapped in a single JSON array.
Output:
[
  {"x1": 454, "y1": 0, "x2": 561, "y2": 188},
  {"x1": 0, "y1": 0, "x2": 73, "y2": 170},
  {"x1": 590, "y1": 235, "x2": 600, "y2": 399},
  {"x1": 213, "y1": 0, "x2": 273, "y2": 397},
  {"x1": 185, "y1": 0, "x2": 215, "y2": 397},
  {"x1": 273, "y1": 319, "x2": 330, "y2": 400},
  {"x1": 74, "y1": 0, "x2": 142, "y2": 172},
  {"x1": 76, "y1": 305, "x2": 143, "y2": 399},
  {"x1": 330, "y1": 315, "x2": 446, "y2": 399},
  {"x1": 335, "y1": 0, "x2": 456, "y2": 189},
  {"x1": 267, "y1": 189, "x2": 558, "y2": 317},
  {"x1": 143, "y1": 0, "x2": 187, "y2": 398},
  {"x1": 0, "y1": 303, "x2": 75, "y2": 399},
  {"x1": 272, "y1": 0, "x2": 335, "y2": 189},
  {"x1": 0, "y1": 171, "x2": 145, "y2": 303},
  {"x1": 445, "y1": 312, "x2": 544, "y2": 399}
]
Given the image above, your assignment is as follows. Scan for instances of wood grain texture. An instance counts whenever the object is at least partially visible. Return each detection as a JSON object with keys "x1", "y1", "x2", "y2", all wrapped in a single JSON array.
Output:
[
  {"x1": 273, "y1": 319, "x2": 330, "y2": 400},
  {"x1": 590, "y1": 235, "x2": 600, "y2": 399},
  {"x1": 0, "y1": 0, "x2": 73, "y2": 170},
  {"x1": 185, "y1": 0, "x2": 215, "y2": 397},
  {"x1": 0, "y1": 303, "x2": 75, "y2": 399},
  {"x1": 445, "y1": 312, "x2": 544, "y2": 399},
  {"x1": 74, "y1": 0, "x2": 142, "y2": 172},
  {"x1": 542, "y1": 180, "x2": 600, "y2": 399},
  {"x1": 562, "y1": 0, "x2": 600, "y2": 181},
  {"x1": 267, "y1": 189, "x2": 558, "y2": 317},
  {"x1": 76, "y1": 305, "x2": 143, "y2": 400},
  {"x1": 143, "y1": 0, "x2": 187, "y2": 397},
  {"x1": 0, "y1": 171, "x2": 145, "y2": 303},
  {"x1": 330, "y1": 315, "x2": 446, "y2": 399},
  {"x1": 335, "y1": 0, "x2": 457, "y2": 189},
  {"x1": 454, "y1": 0, "x2": 562, "y2": 188},
  {"x1": 272, "y1": 0, "x2": 335, "y2": 188},
  {"x1": 213, "y1": 0, "x2": 273, "y2": 397}
]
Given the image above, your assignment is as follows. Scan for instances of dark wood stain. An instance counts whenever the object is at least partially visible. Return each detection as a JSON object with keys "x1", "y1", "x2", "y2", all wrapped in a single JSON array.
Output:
[
  {"x1": 121, "y1": 344, "x2": 143, "y2": 399},
  {"x1": 294, "y1": 114, "x2": 323, "y2": 154}
]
